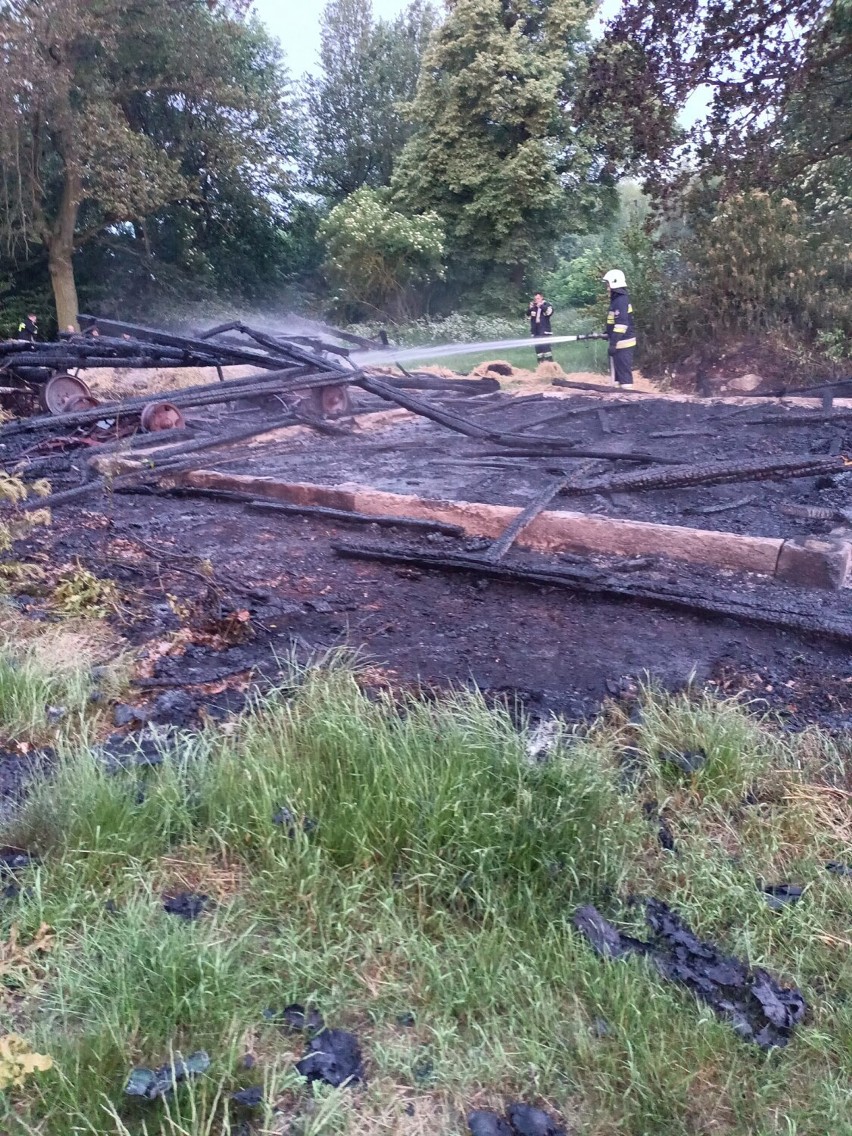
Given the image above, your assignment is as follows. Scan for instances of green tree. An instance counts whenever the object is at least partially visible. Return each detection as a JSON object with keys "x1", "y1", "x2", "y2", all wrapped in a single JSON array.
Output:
[
  {"x1": 588, "y1": 187, "x2": 850, "y2": 371},
  {"x1": 774, "y1": 0, "x2": 851, "y2": 343},
  {"x1": 576, "y1": 0, "x2": 852, "y2": 366},
  {"x1": 320, "y1": 187, "x2": 445, "y2": 319},
  {"x1": 391, "y1": 0, "x2": 602, "y2": 298},
  {"x1": 0, "y1": 0, "x2": 294, "y2": 329},
  {"x1": 579, "y1": 0, "x2": 849, "y2": 197},
  {"x1": 543, "y1": 182, "x2": 649, "y2": 307},
  {"x1": 302, "y1": 0, "x2": 437, "y2": 201}
]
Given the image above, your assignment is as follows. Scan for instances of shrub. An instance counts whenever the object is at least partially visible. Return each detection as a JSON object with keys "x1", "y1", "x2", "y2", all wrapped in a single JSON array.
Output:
[{"x1": 320, "y1": 188, "x2": 445, "y2": 321}]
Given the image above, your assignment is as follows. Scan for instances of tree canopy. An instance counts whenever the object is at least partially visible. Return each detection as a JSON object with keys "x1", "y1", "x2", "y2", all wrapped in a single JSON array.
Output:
[
  {"x1": 301, "y1": 0, "x2": 437, "y2": 201},
  {"x1": 391, "y1": 0, "x2": 607, "y2": 298},
  {"x1": 0, "y1": 0, "x2": 295, "y2": 328},
  {"x1": 579, "y1": 0, "x2": 849, "y2": 196},
  {"x1": 321, "y1": 187, "x2": 445, "y2": 319}
]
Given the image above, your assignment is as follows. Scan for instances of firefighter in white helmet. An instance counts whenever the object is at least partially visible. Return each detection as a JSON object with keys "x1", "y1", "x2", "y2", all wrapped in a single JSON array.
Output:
[{"x1": 602, "y1": 270, "x2": 636, "y2": 390}]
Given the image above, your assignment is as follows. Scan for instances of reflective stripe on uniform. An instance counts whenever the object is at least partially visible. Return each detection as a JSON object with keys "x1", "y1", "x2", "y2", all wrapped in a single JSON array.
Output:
[
  {"x1": 613, "y1": 324, "x2": 628, "y2": 333},
  {"x1": 614, "y1": 338, "x2": 636, "y2": 349}
]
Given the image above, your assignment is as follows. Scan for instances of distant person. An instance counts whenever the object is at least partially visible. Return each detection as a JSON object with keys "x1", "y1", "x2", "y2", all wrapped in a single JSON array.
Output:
[
  {"x1": 527, "y1": 293, "x2": 554, "y2": 363},
  {"x1": 603, "y1": 270, "x2": 636, "y2": 390},
  {"x1": 17, "y1": 312, "x2": 38, "y2": 341}
]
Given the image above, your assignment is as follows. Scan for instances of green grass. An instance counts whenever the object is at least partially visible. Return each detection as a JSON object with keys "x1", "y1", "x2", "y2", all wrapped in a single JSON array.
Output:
[
  {"x1": 2, "y1": 657, "x2": 852, "y2": 1136},
  {"x1": 398, "y1": 338, "x2": 610, "y2": 377},
  {"x1": 0, "y1": 614, "x2": 129, "y2": 743}
]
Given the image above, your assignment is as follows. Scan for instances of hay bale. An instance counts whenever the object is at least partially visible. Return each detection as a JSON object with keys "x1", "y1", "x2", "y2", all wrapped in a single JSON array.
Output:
[
  {"x1": 472, "y1": 360, "x2": 514, "y2": 377},
  {"x1": 534, "y1": 360, "x2": 568, "y2": 380}
]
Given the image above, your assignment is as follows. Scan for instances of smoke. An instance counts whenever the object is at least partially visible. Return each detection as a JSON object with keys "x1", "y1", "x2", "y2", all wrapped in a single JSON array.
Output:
[{"x1": 86, "y1": 292, "x2": 601, "y2": 373}]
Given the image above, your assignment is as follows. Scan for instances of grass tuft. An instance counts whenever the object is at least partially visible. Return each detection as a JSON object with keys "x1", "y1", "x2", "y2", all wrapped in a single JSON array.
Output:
[
  {"x1": 632, "y1": 684, "x2": 783, "y2": 803},
  {"x1": 2, "y1": 658, "x2": 851, "y2": 1135},
  {"x1": 0, "y1": 611, "x2": 130, "y2": 745}
]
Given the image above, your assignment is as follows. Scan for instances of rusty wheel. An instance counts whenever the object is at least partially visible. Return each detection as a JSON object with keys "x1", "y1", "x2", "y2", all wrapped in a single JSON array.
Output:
[
  {"x1": 40, "y1": 373, "x2": 94, "y2": 415},
  {"x1": 318, "y1": 383, "x2": 352, "y2": 417},
  {"x1": 65, "y1": 394, "x2": 101, "y2": 413}
]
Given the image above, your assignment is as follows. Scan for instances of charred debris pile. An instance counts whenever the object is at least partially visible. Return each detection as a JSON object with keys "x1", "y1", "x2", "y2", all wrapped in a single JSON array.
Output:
[
  {"x1": 2, "y1": 316, "x2": 852, "y2": 644},
  {"x1": 0, "y1": 315, "x2": 507, "y2": 499}
]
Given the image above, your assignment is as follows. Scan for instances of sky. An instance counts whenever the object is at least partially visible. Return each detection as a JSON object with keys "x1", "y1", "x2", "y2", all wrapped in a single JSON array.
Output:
[
  {"x1": 253, "y1": 0, "x2": 623, "y2": 78},
  {"x1": 252, "y1": 0, "x2": 415, "y2": 77}
]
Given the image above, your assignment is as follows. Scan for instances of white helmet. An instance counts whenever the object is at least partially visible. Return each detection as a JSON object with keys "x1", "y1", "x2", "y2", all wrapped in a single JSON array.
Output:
[{"x1": 603, "y1": 269, "x2": 627, "y2": 289}]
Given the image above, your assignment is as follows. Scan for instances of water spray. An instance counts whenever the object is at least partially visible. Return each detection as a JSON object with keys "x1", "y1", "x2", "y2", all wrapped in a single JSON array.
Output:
[{"x1": 348, "y1": 333, "x2": 606, "y2": 368}]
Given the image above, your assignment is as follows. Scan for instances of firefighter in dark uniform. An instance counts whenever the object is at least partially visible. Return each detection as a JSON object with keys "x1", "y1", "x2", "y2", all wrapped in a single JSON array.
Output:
[
  {"x1": 603, "y1": 270, "x2": 635, "y2": 389},
  {"x1": 17, "y1": 313, "x2": 38, "y2": 342},
  {"x1": 527, "y1": 293, "x2": 554, "y2": 363}
]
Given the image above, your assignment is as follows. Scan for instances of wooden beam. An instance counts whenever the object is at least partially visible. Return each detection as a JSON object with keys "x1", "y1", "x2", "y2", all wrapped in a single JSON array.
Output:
[{"x1": 175, "y1": 471, "x2": 786, "y2": 576}]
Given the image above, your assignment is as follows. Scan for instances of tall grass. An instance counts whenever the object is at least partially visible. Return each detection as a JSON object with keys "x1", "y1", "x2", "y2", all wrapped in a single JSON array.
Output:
[
  {"x1": 2, "y1": 658, "x2": 852, "y2": 1136},
  {"x1": 0, "y1": 640, "x2": 92, "y2": 739},
  {"x1": 0, "y1": 616, "x2": 129, "y2": 742}
]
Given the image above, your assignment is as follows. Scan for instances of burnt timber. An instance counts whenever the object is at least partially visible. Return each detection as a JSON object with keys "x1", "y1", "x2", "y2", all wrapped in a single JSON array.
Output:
[{"x1": 4, "y1": 314, "x2": 852, "y2": 728}]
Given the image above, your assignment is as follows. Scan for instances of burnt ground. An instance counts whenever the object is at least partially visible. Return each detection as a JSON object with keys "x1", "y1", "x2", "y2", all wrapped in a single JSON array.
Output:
[
  {"x1": 15, "y1": 485, "x2": 852, "y2": 726},
  {"x1": 224, "y1": 388, "x2": 852, "y2": 539},
  {"x1": 4, "y1": 381, "x2": 852, "y2": 807},
  {"x1": 659, "y1": 337, "x2": 851, "y2": 395}
]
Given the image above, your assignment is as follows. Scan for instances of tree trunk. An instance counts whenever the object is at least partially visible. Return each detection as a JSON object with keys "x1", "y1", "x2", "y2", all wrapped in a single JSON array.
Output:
[
  {"x1": 48, "y1": 238, "x2": 80, "y2": 333},
  {"x1": 47, "y1": 144, "x2": 82, "y2": 332}
]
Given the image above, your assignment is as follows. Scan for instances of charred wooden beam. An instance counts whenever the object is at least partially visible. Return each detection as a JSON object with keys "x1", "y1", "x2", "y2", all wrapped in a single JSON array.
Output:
[
  {"x1": 381, "y1": 373, "x2": 501, "y2": 395},
  {"x1": 199, "y1": 317, "x2": 386, "y2": 352},
  {"x1": 483, "y1": 475, "x2": 573, "y2": 562},
  {"x1": 81, "y1": 424, "x2": 199, "y2": 455},
  {"x1": 332, "y1": 541, "x2": 852, "y2": 644},
  {"x1": 356, "y1": 373, "x2": 495, "y2": 439},
  {"x1": 2, "y1": 353, "x2": 226, "y2": 371},
  {"x1": 59, "y1": 333, "x2": 211, "y2": 360},
  {"x1": 78, "y1": 314, "x2": 335, "y2": 372},
  {"x1": 287, "y1": 336, "x2": 352, "y2": 358},
  {"x1": 553, "y1": 454, "x2": 848, "y2": 496},
  {"x1": 482, "y1": 441, "x2": 673, "y2": 462},
  {"x1": 198, "y1": 321, "x2": 331, "y2": 363},
  {"x1": 731, "y1": 410, "x2": 852, "y2": 426},
  {"x1": 550, "y1": 378, "x2": 629, "y2": 394}
]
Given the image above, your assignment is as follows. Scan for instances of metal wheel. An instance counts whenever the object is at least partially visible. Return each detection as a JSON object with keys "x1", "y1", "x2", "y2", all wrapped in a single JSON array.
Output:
[
  {"x1": 40, "y1": 373, "x2": 94, "y2": 415},
  {"x1": 318, "y1": 383, "x2": 352, "y2": 417},
  {"x1": 65, "y1": 394, "x2": 101, "y2": 413}
]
